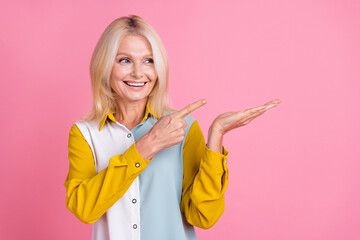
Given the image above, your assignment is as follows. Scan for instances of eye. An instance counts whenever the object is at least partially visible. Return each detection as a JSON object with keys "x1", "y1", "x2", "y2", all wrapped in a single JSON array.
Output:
[
  {"x1": 118, "y1": 58, "x2": 131, "y2": 63},
  {"x1": 145, "y1": 58, "x2": 154, "y2": 64}
]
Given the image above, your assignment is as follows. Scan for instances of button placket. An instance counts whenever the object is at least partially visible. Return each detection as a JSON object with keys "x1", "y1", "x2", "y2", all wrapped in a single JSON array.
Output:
[{"x1": 129, "y1": 177, "x2": 140, "y2": 236}]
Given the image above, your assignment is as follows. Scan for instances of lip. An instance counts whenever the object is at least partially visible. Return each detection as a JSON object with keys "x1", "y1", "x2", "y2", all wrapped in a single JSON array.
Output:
[{"x1": 123, "y1": 81, "x2": 148, "y2": 89}]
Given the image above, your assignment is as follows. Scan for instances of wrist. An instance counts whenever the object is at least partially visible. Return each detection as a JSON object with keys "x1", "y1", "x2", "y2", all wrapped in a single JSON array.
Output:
[
  {"x1": 136, "y1": 132, "x2": 158, "y2": 160},
  {"x1": 207, "y1": 125, "x2": 224, "y2": 154},
  {"x1": 208, "y1": 124, "x2": 225, "y2": 137}
]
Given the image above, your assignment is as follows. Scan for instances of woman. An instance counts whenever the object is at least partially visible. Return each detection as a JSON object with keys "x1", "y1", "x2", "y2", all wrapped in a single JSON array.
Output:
[{"x1": 64, "y1": 15, "x2": 280, "y2": 240}]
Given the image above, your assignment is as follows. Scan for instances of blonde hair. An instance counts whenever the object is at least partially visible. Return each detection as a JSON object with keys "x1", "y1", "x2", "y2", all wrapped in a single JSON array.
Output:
[{"x1": 84, "y1": 15, "x2": 171, "y2": 121}]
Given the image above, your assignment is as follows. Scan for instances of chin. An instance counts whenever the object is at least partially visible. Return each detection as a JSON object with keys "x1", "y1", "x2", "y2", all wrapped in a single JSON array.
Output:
[{"x1": 122, "y1": 94, "x2": 150, "y2": 103}]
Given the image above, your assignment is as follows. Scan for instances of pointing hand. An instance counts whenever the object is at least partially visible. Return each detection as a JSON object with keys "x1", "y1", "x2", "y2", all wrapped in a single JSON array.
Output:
[{"x1": 136, "y1": 99, "x2": 207, "y2": 159}]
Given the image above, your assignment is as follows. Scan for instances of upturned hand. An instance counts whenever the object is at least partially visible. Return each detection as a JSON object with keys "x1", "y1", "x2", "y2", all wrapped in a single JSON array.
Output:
[
  {"x1": 209, "y1": 99, "x2": 282, "y2": 135},
  {"x1": 207, "y1": 99, "x2": 282, "y2": 153}
]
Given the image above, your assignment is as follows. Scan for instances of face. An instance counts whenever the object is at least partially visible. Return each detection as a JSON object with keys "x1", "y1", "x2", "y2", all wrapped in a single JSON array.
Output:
[{"x1": 110, "y1": 34, "x2": 157, "y2": 105}]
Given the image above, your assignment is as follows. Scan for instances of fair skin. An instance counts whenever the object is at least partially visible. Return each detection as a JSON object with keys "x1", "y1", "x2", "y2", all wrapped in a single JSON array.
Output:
[
  {"x1": 111, "y1": 34, "x2": 281, "y2": 159},
  {"x1": 111, "y1": 34, "x2": 157, "y2": 130}
]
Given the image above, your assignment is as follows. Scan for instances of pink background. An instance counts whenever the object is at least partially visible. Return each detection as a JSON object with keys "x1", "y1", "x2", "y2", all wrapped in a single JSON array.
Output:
[{"x1": 1, "y1": 0, "x2": 359, "y2": 239}]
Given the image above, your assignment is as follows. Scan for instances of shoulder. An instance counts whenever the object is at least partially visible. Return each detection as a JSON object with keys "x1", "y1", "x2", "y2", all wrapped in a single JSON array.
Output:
[
  {"x1": 72, "y1": 119, "x2": 99, "y2": 133},
  {"x1": 183, "y1": 115, "x2": 203, "y2": 139},
  {"x1": 184, "y1": 115, "x2": 196, "y2": 125},
  {"x1": 68, "y1": 119, "x2": 100, "y2": 144}
]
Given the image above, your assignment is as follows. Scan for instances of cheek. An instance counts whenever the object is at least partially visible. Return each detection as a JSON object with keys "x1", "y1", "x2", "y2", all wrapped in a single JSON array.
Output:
[
  {"x1": 110, "y1": 77, "x2": 116, "y2": 91},
  {"x1": 146, "y1": 68, "x2": 158, "y2": 82},
  {"x1": 111, "y1": 65, "x2": 131, "y2": 80},
  {"x1": 110, "y1": 71, "x2": 117, "y2": 89},
  {"x1": 110, "y1": 70, "x2": 124, "y2": 92}
]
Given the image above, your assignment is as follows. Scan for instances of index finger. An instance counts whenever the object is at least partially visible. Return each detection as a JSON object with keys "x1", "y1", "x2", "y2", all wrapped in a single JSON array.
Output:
[
  {"x1": 242, "y1": 99, "x2": 281, "y2": 115},
  {"x1": 264, "y1": 99, "x2": 282, "y2": 110},
  {"x1": 172, "y1": 99, "x2": 207, "y2": 119}
]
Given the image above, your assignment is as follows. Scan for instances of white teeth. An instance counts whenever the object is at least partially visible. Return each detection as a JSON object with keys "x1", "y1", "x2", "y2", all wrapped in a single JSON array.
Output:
[{"x1": 125, "y1": 82, "x2": 146, "y2": 87}]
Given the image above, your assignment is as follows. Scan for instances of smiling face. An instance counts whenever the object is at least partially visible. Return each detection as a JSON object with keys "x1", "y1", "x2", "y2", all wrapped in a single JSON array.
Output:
[{"x1": 110, "y1": 34, "x2": 157, "y2": 106}]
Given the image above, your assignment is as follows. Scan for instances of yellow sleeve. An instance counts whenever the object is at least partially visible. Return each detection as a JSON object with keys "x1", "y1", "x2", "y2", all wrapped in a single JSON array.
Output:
[
  {"x1": 64, "y1": 124, "x2": 152, "y2": 224},
  {"x1": 180, "y1": 120, "x2": 229, "y2": 229}
]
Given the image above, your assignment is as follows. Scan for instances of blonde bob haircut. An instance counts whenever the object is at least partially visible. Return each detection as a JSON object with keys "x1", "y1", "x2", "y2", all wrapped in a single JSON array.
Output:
[{"x1": 85, "y1": 15, "x2": 171, "y2": 122}]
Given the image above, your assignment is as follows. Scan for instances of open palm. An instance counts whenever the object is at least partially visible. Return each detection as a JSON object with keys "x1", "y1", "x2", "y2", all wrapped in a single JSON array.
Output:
[{"x1": 210, "y1": 99, "x2": 282, "y2": 135}]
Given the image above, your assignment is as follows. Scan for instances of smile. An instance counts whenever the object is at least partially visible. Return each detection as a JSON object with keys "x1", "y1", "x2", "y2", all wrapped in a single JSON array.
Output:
[{"x1": 124, "y1": 81, "x2": 147, "y2": 87}]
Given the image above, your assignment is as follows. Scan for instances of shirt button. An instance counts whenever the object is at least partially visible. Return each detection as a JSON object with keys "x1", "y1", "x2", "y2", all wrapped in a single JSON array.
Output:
[
  {"x1": 133, "y1": 224, "x2": 137, "y2": 229},
  {"x1": 225, "y1": 160, "x2": 228, "y2": 164},
  {"x1": 132, "y1": 198, "x2": 137, "y2": 204},
  {"x1": 135, "y1": 163, "x2": 140, "y2": 168},
  {"x1": 127, "y1": 133, "x2": 132, "y2": 138}
]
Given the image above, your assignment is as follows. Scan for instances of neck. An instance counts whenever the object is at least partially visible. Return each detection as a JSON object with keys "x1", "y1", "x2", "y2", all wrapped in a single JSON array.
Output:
[{"x1": 114, "y1": 98, "x2": 147, "y2": 130}]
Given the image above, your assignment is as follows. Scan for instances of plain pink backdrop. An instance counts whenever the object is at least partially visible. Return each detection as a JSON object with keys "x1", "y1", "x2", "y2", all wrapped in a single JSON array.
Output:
[{"x1": 1, "y1": 0, "x2": 359, "y2": 239}]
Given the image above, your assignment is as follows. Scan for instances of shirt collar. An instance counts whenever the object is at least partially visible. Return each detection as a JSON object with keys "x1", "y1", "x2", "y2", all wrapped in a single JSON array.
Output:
[{"x1": 99, "y1": 103, "x2": 154, "y2": 131}]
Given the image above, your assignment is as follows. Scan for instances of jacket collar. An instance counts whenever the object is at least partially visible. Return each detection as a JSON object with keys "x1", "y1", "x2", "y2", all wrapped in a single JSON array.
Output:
[{"x1": 99, "y1": 103, "x2": 154, "y2": 131}]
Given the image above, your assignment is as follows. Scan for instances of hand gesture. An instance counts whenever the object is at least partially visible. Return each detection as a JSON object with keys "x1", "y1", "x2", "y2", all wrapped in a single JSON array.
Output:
[
  {"x1": 136, "y1": 99, "x2": 207, "y2": 159},
  {"x1": 207, "y1": 99, "x2": 281, "y2": 153},
  {"x1": 210, "y1": 99, "x2": 281, "y2": 135}
]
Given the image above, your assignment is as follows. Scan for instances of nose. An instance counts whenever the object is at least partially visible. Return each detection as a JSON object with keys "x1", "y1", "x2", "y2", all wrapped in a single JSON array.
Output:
[{"x1": 131, "y1": 62, "x2": 144, "y2": 78}]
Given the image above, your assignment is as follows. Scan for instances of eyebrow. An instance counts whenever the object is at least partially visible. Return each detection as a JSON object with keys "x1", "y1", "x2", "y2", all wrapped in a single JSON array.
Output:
[{"x1": 116, "y1": 52, "x2": 153, "y2": 57}]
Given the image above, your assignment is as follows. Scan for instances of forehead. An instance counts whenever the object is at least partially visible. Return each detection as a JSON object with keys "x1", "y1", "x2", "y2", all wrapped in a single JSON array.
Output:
[{"x1": 117, "y1": 34, "x2": 153, "y2": 55}]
